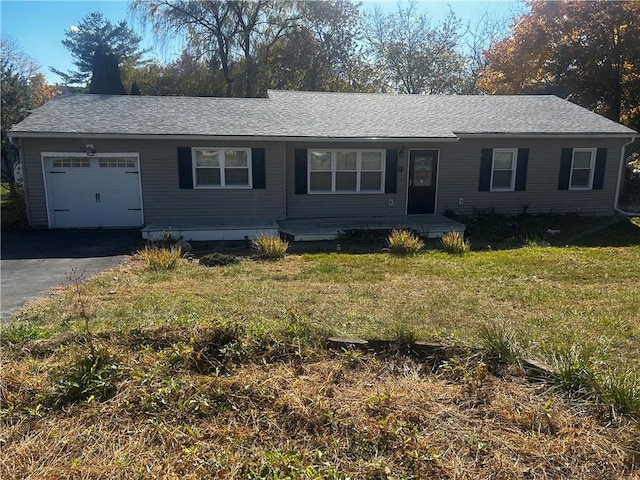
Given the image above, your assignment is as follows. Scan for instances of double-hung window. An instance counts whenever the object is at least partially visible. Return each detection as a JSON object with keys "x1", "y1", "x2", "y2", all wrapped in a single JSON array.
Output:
[
  {"x1": 569, "y1": 148, "x2": 596, "y2": 190},
  {"x1": 308, "y1": 150, "x2": 385, "y2": 193},
  {"x1": 491, "y1": 149, "x2": 517, "y2": 191},
  {"x1": 193, "y1": 148, "x2": 252, "y2": 188}
]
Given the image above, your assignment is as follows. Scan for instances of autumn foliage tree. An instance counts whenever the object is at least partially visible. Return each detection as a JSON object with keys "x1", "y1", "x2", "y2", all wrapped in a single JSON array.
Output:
[{"x1": 479, "y1": 0, "x2": 640, "y2": 130}]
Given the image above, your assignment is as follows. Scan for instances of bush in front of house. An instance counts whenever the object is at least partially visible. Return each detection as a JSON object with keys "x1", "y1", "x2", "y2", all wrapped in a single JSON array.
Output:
[
  {"x1": 252, "y1": 234, "x2": 289, "y2": 260},
  {"x1": 137, "y1": 244, "x2": 183, "y2": 270},
  {"x1": 199, "y1": 252, "x2": 240, "y2": 267},
  {"x1": 386, "y1": 229, "x2": 424, "y2": 256},
  {"x1": 440, "y1": 231, "x2": 471, "y2": 254}
]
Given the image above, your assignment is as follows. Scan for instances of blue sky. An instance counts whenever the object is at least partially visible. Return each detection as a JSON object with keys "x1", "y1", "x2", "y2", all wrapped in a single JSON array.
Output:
[{"x1": 1, "y1": 0, "x2": 523, "y2": 85}]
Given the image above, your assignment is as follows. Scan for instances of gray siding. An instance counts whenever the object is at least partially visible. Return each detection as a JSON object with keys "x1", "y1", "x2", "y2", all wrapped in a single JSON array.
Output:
[
  {"x1": 21, "y1": 138, "x2": 285, "y2": 227},
  {"x1": 286, "y1": 138, "x2": 625, "y2": 219},
  {"x1": 435, "y1": 138, "x2": 623, "y2": 216},
  {"x1": 20, "y1": 135, "x2": 626, "y2": 229}
]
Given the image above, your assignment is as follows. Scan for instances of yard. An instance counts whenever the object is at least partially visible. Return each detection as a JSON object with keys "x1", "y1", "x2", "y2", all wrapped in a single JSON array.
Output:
[{"x1": 1, "y1": 216, "x2": 639, "y2": 479}]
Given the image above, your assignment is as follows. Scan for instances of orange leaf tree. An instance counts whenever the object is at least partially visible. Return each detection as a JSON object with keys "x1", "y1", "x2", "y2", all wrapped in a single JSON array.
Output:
[{"x1": 478, "y1": 0, "x2": 640, "y2": 130}]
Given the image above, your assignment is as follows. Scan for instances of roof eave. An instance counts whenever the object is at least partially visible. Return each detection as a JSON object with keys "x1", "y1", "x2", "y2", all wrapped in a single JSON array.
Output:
[{"x1": 8, "y1": 132, "x2": 461, "y2": 142}]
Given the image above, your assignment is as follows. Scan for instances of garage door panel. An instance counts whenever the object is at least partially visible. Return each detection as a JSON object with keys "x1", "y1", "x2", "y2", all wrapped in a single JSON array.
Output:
[{"x1": 43, "y1": 155, "x2": 143, "y2": 228}]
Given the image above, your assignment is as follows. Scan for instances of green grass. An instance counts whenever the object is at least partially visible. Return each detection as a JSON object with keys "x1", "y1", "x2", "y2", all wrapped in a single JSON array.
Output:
[{"x1": 10, "y1": 240, "x2": 640, "y2": 370}]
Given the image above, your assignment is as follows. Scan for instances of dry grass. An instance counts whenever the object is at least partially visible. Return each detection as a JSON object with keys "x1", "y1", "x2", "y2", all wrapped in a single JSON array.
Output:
[
  {"x1": 4, "y1": 243, "x2": 640, "y2": 477},
  {"x1": 1, "y1": 338, "x2": 638, "y2": 479}
]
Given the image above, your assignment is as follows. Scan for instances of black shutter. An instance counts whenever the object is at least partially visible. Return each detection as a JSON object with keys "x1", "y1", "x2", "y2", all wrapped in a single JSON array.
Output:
[
  {"x1": 479, "y1": 148, "x2": 493, "y2": 191},
  {"x1": 385, "y1": 149, "x2": 398, "y2": 194},
  {"x1": 558, "y1": 148, "x2": 573, "y2": 190},
  {"x1": 251, "y1": 148, "x2": 266, "y2": 189},
  {"x1": 294, "y1": 149, "x2": 308, "y2": 194},
  {"x1": 592, "y1": 148, "x2": 607, "y2": 190},
  {"x1": 178, "y1": 147, "x2": 193, "y2": 189},
  {"x1": 515, "y1": 148, "x2": 529, "y2": 191}
]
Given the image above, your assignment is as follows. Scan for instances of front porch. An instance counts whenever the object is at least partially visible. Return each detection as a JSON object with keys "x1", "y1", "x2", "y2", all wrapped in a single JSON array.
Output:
[
  {"x1": 278, "y1": 215, "x2": 465, "y2": 242},
  {"x1": 142, "y1": 215, "x2": 465, "y2": 242}
]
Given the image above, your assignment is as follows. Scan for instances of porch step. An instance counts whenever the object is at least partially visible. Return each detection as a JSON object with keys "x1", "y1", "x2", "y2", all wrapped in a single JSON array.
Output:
[{"x1": 142, "y1": 220, "x2": 279, "y2": 241}]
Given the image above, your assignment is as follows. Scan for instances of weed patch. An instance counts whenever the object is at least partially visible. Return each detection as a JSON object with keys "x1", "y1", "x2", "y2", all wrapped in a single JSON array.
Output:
[
  {"x1": 1, "y1": 322, "x2": 49, "y2": 345},
  {"x1": 199, "y1": 252, "x2": 240, "y2": 267},
  {"x1": 479, "y1": 320, "x2": 524, "y2": 365},
  {"x1": 50, "y1": 350, "x2": 120, "y2": 407}
]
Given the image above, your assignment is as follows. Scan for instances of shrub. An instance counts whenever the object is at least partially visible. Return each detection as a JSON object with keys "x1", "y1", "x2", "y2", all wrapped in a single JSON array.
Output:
[
  {"x1": 252, "y1": 234, "x2": 288, "y2": 260},
  {"x1": 200, "y1": 252, "x2": 240, "y2": 267},
  {"x1": 440, "y1": 231, "x2": 471, "y2": 254},
  {"x1": 137, "y1": 244, "x2": 182, "y2": 270},
  {"x1": 386, "y1": 229, "x2": 424, "y2": 256}
]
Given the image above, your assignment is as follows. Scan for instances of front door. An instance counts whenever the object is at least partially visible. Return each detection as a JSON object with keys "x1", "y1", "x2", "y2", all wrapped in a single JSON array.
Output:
[{"x1": 407, "y1": 149, "x2": 438, "y2": 214}]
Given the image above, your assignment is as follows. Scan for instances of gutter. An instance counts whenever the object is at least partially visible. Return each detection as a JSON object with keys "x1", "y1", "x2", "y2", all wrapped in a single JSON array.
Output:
[
  {"x1": 7, "y1": 132, "x2": 461, "y2": 142},
  {"x1": 614, "y1": 136, "x2": 638, "y2": 216}
]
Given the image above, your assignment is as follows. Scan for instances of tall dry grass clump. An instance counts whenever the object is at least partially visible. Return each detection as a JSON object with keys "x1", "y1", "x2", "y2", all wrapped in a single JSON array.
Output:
[
  {"x1": 386, "y1": 229, "x2": 424, "y2": 256},
  {"x1": 440, "y1": 231, "x2": 471, "y2": 254},
  {"x1": 252, "y1": 234, "x2": 288, "y2": 259},
  {"x1": 137, "y1": 244, "x2": 182, "y2": 271}
]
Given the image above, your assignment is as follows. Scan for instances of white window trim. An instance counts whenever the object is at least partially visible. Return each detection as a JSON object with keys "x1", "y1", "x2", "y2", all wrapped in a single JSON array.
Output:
[
  {"x1": 192, "y1": 147, "x2": 253, "y2": 189},
  {"x1": 307, "y1": 149, "x2": 386, "y2": 194},
  {"x1": 490, "y1": 148, "x2": 518, "y2": 192},
  {"x1": 569, "y1": 148, "x2": 596, "y2": 190}
]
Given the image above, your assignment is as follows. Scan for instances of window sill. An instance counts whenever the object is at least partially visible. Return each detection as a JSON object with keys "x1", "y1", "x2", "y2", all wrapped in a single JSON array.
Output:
[
  {"x1": 308, "y1": 191, "x2": 385, "y2": 195},
  {"x1": 194, "y1": 185, "x2": 253, "y2": 190}
]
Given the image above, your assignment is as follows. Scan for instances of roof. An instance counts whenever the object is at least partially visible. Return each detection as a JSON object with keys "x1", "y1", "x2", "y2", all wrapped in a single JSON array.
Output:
[{"x1": 10, "y1": 90, "x2": 637, "y2": 139}]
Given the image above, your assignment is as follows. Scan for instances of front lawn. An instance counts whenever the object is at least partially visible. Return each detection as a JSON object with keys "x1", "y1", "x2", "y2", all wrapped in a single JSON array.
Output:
[
  {"x1": 12, "y1": 238, "x2": 640, "y2": 367},
  {"x1": 2, "y1": 220, "x2": 639, "y2": 478}
]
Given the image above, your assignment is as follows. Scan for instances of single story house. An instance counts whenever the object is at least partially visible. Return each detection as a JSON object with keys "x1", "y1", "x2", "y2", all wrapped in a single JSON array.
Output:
[{"x1": 9, "y1": 90, "x2": 638, "y2": 240}]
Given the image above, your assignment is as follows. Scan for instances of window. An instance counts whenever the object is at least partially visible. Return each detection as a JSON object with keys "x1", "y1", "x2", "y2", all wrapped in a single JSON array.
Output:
[
  {"x1": 99, "y1": 158, "x2": 135, "y2": 168},
  {"x1": 192, "y1": 148, "x2": 252, "y2": 188},
  {"x1": 490, "y1": 149, "x2": 517, "y2": 191},
  {"x1": 570, "y1": 148, "x2": 596, "y2": 190},
  {"x1": 308, "y1": 150, "x2": 385, "y2": 193},
  {"x1": 52, "y1": 158, "x2": 90, "y2": 168}
]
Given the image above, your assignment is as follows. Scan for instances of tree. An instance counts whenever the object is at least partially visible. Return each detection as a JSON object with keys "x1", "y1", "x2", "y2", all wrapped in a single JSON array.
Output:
[
  {"x1": 364, "y1": 1, "x2": 468, "y2": 94},
  {"x1": 132, "y1": 0, "x2": 303, "y2": 98},
  {"x1": 88, "y1": 46, "x2": 127, "y2": 94},
  {"x1": 51, "y1": 12, "x2": 149, "y2": 86},
  {"x1": 461, "y1": 6, "x2": 512, "y2": 94},
  {"x1": 479, "y1": 0, "x2": 640, "y2": 130},
  {"x1": 1, "y1": 37, "x2": 58, "y2": 225},
  {"x1": 262, "y1": 1, "x2": 377, "y2": 93}
]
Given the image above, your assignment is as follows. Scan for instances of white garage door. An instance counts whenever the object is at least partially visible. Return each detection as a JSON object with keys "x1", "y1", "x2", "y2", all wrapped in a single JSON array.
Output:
[{"x1": 43, "y1": 154, "x2": 143, "y2": 228}]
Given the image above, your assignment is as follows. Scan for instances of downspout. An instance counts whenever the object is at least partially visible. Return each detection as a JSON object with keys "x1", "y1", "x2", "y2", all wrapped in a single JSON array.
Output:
[{"x1": 614, "y1": 136, "x2": 638, "y2": 216}]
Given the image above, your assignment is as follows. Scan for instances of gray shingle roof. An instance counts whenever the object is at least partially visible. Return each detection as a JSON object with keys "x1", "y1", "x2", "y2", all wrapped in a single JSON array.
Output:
[{"x1": 10, "y1": 90, "x2": 637, "y2": 138}]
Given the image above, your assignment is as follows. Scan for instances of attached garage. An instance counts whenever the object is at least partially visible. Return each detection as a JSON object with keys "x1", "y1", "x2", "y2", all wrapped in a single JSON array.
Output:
[{"x1": 42, "y1": 153, "x2": 143, "y2": 228}]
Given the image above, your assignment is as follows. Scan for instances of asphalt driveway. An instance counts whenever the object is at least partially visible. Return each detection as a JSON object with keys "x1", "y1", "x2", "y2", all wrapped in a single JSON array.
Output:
[{"x1": 1, "y1": 229, "x2": 144, "y2": 321}]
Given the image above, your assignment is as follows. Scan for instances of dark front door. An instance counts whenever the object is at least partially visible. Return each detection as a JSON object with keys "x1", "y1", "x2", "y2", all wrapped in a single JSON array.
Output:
[{"x1": 407, "y1": 149, "x2": 438, "y2": 214}]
